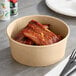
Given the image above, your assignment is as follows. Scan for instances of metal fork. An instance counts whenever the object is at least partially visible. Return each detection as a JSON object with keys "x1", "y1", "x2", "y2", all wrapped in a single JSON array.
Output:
[{"x1": 60, "y1": 49, "x2": 76, "y2": 76}]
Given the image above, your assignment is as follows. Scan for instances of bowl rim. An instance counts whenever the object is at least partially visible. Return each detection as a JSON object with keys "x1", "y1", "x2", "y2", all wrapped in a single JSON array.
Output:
[{"x1": 6, "y1": 15, "x2": 70, "y2": 47}]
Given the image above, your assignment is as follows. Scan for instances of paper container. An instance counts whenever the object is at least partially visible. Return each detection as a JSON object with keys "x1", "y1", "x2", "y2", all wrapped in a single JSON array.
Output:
[{"x1": 7, "y1": 15, "x2": 70, "y2": 66}]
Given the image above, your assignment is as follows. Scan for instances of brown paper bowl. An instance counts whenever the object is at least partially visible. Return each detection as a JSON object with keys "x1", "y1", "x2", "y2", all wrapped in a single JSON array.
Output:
[{"x1": 7, "y1": 15, "x2": 70, "y2": 66}]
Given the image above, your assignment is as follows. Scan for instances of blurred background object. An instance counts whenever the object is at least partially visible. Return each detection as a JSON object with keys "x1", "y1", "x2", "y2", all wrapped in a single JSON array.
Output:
[
  {"x1": 0, "y1": 0, "x2": 10, "y2": 20},
  {"x1": 9, "y1": 0, "x2": 18, "y2": 16}
]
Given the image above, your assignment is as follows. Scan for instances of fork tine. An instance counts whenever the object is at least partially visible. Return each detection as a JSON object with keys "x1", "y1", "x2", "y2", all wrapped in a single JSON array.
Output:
[
  {"x1": 73, "y1": 51, "x2": 76, "y2": 58},
  {"x1": 72, "y1": 50, "x2": 76, "y2": 58},
  {"x1": 70, "y1": 49, "x2": 76, "y2": 59},
  {"x1": 70, "y1": 49, "x2": 75, "y2": 59}
]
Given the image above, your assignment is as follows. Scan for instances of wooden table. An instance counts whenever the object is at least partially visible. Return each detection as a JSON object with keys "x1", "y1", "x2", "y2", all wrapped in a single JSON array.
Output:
[{"x1": 0, "y1": 0, "x2": 76, "y2": 76}]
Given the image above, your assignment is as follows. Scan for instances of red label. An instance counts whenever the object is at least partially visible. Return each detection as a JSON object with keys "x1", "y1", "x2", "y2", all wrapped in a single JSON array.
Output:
[{"x1": 8, "y1": 0, "x2": 18, "y2": 3}]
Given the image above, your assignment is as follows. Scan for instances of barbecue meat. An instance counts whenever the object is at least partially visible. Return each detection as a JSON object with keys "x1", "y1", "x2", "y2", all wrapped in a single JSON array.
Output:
[{"x1": 23, "y1": 20, "x2": 61, "y2": 45}]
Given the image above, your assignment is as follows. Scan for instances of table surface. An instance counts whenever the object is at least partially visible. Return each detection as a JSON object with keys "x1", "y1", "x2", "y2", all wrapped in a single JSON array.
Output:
[{"x1": 0, "y1": 0, "x2": 76, "y2": 76}]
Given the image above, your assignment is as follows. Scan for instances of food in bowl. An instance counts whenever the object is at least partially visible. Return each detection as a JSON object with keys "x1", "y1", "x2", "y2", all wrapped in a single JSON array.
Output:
[
  {"x1": 7, "y1": 15, "x2": 70, "y2": 66},
  {"x1": 13, "y1": 20, "x2": 62, "y2": 45}
]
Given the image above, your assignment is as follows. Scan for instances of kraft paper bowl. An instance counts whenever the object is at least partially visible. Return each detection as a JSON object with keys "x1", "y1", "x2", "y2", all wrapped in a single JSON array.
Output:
[{"x1": 7, "y1": 15, "x2": 70, "y2": 66}]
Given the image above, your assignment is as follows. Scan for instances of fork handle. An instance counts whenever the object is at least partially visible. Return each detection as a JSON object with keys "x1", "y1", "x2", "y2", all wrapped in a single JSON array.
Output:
[
  {"x1": 66, "y1": 65, "x2": 76, "y2": 76},
  {"x1": 60, "y1": 60, "x2": 75, "y2": 76}
]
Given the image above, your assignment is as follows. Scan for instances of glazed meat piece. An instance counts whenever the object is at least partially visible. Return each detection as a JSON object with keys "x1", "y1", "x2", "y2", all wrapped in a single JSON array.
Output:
[
  {"x1": 14, "y1": 29, "x2": 34, "y2": 45},
  {"x1": 23, "y1": 20, "x2": 61, "y2": 45},
  {"x1": 23, "y1": 27, "x2": 52, "y2": 45},
  {"x1": 14, "y1": 30, "x2": 24, "y2": 42},
  {"x1": 14, "y1": 20, "x2": 62, "y2": 45},
  {"x1": 22, "y1": 37, "x2": 35, "y2": 45},
  {"x1": 27, "y1": 20, "x2": 60, "y2": 43},
  {"x1": 14, "y1": 24, "x2": 50, "y2": 45}
]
